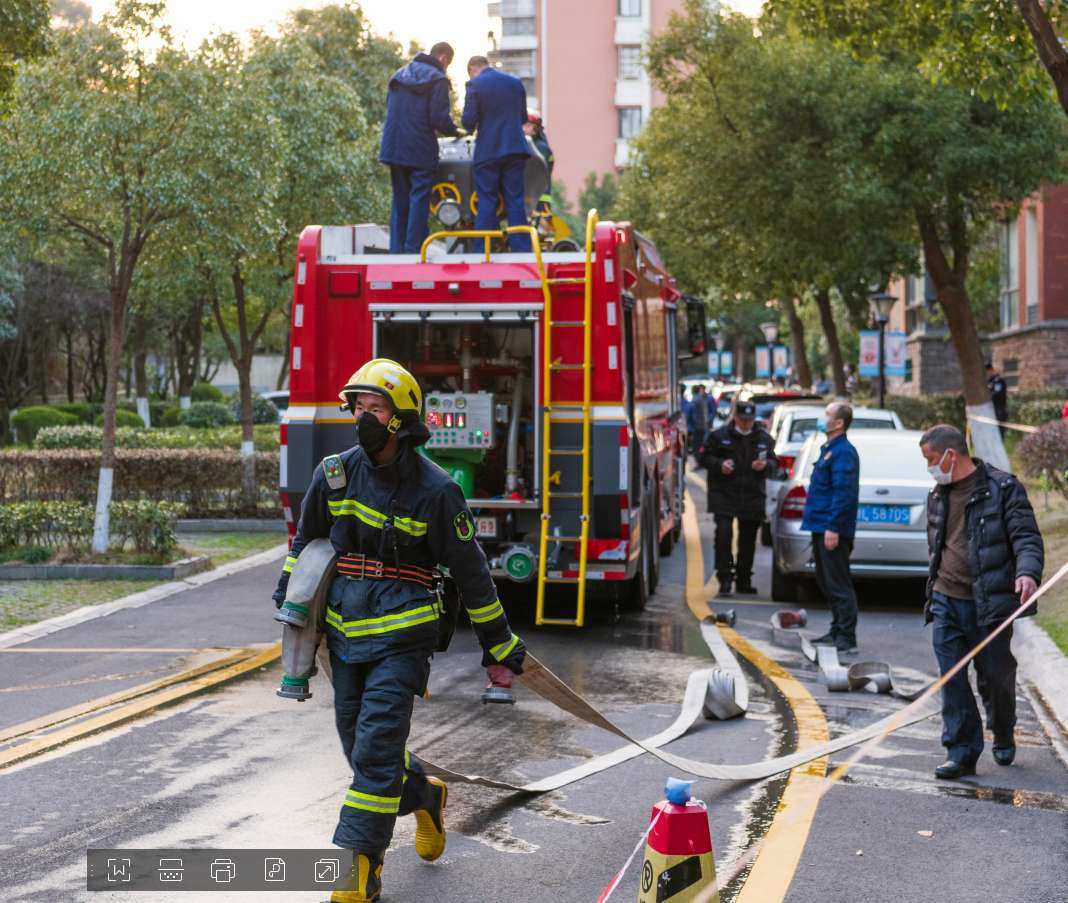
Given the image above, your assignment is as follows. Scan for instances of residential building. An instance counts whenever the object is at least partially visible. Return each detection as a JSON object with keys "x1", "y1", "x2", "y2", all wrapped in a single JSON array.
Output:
[{"x1": 487, "y1": 0, "x2": 695, "y2": 201}]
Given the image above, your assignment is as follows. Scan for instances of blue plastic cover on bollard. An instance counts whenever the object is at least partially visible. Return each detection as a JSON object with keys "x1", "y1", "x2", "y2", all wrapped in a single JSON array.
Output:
[{"x1": 664, "y1": 777, "x2": 694, "y2": 805}]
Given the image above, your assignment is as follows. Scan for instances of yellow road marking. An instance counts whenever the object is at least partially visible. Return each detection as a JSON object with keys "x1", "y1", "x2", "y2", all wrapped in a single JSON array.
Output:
[
  {"x1": 683, "y1": 489, "x2": 828, "y2": 902},
  {"x1": 0, "y1": 645, "x2": 280, "y2": 767}
]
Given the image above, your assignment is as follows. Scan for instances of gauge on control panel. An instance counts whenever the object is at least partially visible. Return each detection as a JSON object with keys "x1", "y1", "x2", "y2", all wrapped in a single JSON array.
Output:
[{"x1": 424, "y1": 393, "x2": 495, "y2": 449}]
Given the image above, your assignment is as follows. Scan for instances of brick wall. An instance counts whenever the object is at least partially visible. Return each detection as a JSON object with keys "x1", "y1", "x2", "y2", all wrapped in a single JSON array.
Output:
[
  {"x1": 990, "y1": 322, "x2": 1068, "y2": 390},
  {"x1": 899, "y1": 334, "x2": 967, "y2": 396}
]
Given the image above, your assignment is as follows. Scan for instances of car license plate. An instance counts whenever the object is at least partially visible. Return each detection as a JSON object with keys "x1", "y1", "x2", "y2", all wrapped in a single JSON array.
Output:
[
  {"x1": 858, "y1": 504, "x2": 911, "y2": 525},
  {"x1": 476, "y1": 516, "x2": 497, "y2": 538}
]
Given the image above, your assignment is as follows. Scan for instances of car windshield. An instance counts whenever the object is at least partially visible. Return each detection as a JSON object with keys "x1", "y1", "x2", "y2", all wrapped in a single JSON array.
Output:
[{"x1": 788, "y1": 417, "x2": 894, "y2": 442}]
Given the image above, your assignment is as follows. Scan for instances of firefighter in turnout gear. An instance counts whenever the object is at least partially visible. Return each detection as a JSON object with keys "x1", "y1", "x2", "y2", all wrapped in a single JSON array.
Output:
[{"x1": 272, "y1": 358, "x2": 526, "y2": 902}]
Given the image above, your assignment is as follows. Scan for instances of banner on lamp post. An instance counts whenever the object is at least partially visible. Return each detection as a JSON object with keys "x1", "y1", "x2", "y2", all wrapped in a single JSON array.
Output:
[
  {"x1": 885, "y1": 331, "x2": 906, "y2": 377},
  {"x1": 720, "y1": 351, "x2": 734, "y2": 376},
  {"x1": 707, "y1": 351, "x2": 719, "y2": 376},
  {"x1": 772, "y1": 344, "x2": 790, "y2": 378},
  {"x1": 858, "y1": 330, "x2": 880, "y2": 378},
  {"x1": 755, "y1": 345, "x2": 771, "y2": 378}
]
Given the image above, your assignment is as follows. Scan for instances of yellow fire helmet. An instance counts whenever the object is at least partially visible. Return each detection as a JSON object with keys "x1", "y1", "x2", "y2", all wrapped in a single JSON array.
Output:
[{"x1": 339, "y1": 358, "x2": 429, "y2": 444}]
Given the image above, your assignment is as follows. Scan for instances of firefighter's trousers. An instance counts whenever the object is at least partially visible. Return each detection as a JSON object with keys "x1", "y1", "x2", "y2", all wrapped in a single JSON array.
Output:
[{"x1": 330, "y1": 648, "x2": 435, "y2": 852}]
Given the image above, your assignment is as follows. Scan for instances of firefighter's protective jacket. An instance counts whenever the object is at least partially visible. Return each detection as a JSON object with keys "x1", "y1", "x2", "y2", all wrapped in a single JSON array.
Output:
[{"x1": 273, "y1": 444, "x2": 522, "y2": 667}]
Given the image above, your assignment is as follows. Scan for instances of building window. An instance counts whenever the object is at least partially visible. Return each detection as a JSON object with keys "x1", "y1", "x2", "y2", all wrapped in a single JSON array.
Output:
[
  {"x1": 999, "y1": 219, "x2": 1019, "y2": 330},
  {"x1": 1025, "y1": 206, "x2": 1038, "y2": 324},
  {"x1": 501, "y1": 0, "x2": 535, "y2": 16},
  {"x1": 502, "y1": 16, "x2": 536, "y2": 36},
  {"x1": 495, "y1": 49, "x2": 535, "y2": 78},
  {"x1": 618, "y1": 45, "x2": 642, "y2": 80},
  {"x1": 618, "y1": 106, "x2": 643, "y2": 139},
  {"x1": 904, "y1": 357, "x2": 913, "y2": 384},
  {"x1": 618, "y1": 0, "x2": 642, "y2": 17}
]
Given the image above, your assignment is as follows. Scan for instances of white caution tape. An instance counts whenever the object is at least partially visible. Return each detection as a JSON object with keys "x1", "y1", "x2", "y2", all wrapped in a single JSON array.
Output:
[{"x1": 966, "y1": 414, "x2": 1039, "y2": 434}]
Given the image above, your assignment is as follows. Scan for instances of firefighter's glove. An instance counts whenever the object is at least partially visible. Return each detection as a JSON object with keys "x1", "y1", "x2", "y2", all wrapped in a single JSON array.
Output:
[
  {"x1": 481, "y1": 634, "x2": 526, "y2": 674},
  {"x1": 272, "y1": 574, "x2": 290, "y2": 610}
]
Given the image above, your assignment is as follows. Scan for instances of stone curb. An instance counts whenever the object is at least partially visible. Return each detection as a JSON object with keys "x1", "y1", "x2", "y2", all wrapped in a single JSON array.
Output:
[
  {"x1": 0, "y1": 543, "x2": 289, "y2": 650},
  {"x1": 176, "y1": 519, "x2": 287, "y2": 533},
  {"x1": 0, "y1": 556, "x2": 211, "y2": 582},
  {"x1": 1015, "y1": 618, "x2": 1068, "y2": 744}
]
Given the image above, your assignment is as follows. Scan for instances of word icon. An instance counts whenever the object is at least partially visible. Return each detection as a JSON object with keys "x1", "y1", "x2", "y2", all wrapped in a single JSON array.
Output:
[{"x1": 105, "y1": 858, "x2": 131, "y2": 883}]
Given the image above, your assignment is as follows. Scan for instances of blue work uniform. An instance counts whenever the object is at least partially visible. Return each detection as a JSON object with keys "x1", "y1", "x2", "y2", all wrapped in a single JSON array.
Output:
[
  {"x1": 273, "y1": 443, "x2": 523, "y2": 853},
  {"x1": 461, "y1": 67, "x2": 531, "y2": 252},
  {"x1": 379, "y1": 53, "x2": 460, "y2": 254}
]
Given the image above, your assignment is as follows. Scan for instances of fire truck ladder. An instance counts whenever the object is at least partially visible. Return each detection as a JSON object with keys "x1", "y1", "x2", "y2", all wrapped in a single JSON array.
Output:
[
  {"x1": 534, "y1": 209, "x2": 598, "y2": 627},
  {"x1": 419, "y1": 216, "x2": 597, "y2": 627}
]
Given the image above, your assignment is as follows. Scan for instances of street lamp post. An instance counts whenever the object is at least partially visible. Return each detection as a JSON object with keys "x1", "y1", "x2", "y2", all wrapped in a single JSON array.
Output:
[
  {"x1": 759, "y1": 321, "x2": 779, "y2": 382},
  {"x1": 868, "y1": 289, "x2": 895, "y2": 409}
]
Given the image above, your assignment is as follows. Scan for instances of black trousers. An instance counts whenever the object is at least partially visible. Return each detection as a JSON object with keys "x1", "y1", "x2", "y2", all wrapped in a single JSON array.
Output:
[
  {"x1": 811, "y1": 533, "x2": 858, "y2": 642},
  {"x1": 330, "y1": 649, "x2": 434, "y2": 853},
  {"x1": 714, "y1": 515, "x2": 760, "y2": 584},
  {"x1": 930, "y1": 592, "x2": 1017, "y2": 764}
]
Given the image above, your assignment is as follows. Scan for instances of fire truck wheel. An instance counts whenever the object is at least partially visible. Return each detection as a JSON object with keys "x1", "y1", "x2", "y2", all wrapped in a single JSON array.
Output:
[
  {"x1": 622, "y1": 509, "x2": 652, "y2": 612},
  {"x1": 659, "y1": 521, "x2": 674, "y2": 557},
  {"x1": 645, "y1": 493, "x2": 660, "y2": 594}
]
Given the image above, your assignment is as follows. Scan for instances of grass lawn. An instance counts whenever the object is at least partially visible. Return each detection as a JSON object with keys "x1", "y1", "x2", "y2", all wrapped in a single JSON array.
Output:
[
  {"x1": 0, "y1": 530, "x2": 286, "y2": 631},
  {"x1": 1031, "y1": 488, "x2": 1068, "y2": 656}
]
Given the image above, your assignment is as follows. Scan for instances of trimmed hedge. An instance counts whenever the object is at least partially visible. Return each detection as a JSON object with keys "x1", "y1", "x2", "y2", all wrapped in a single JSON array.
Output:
[
  {"x1": 160, "y1": 406, "x2": 183, "y2": 427},
  {"x1": 191, "y1": 382, "x2": 225, "y2": 403},
  {"x1": 0, "y1": 449, "x2": 281, "y2": 517},
  {"x1": 34, "y1": 424, "x2": 279, "y2": 451},
  {"x1": 0, "y1": 499, "x2": 180, "y2": 556},
  {"x1": 51, "y1": 402, "x2": 93, "y2": 423},
  {"x1": 94, "y1": 408, "x2": 146, "y2": 429},
  {"x1": 11, "y1": 406, "x2": 79, "y2": 444},
  {"x1": 180, "y1": 401, "x2": 235, "y2": 428},
  {"x1": 1017, "y1": 420, "x2": 1068, "y2": 501},
  {"x1": 882, "y1": 394, "x2": 967, "y2": 431},
  {"x1": 1014, "y1": 399, "x2": 1064, "y2": 427}
]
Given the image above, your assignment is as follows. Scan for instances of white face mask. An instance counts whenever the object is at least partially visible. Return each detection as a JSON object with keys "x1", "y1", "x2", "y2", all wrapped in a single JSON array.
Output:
[{"x1": 927, "y1": 449, "x2": 954, "y2": 485}]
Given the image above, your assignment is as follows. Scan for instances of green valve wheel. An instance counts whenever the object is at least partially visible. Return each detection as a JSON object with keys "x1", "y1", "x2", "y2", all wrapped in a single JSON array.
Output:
[{"x1": 502, "y1": 546, "x2": 536, "y2": 583}]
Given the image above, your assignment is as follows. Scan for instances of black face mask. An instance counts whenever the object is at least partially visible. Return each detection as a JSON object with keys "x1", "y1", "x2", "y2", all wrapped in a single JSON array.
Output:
[{"x1": 357, "y1": 411, "x2": 392, "y2": 455}]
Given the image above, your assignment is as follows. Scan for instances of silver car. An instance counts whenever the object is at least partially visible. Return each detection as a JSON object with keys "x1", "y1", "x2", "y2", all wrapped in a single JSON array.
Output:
[
  {"x1": 770, "y1": 429, "x2": 933, "y2": 603},
  {"x1": 764, "y1": 404, "x2": 904, "y2": 522}
]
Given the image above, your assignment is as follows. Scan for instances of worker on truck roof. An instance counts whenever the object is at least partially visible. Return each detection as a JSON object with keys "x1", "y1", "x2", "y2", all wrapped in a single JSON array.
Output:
[
  {"x1": 462, "y1": 56, "x2": 532, "y2": 252},
  {"x1": 272, "y1": 358, "x2": 526, "y2": 902},
  {"x1": 379, "y1": 42, "x2": 461, "y2": 254}
]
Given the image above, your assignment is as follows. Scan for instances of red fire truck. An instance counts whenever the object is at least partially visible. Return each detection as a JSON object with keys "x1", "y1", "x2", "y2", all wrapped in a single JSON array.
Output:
[{"x1": 279, "y1": 213, "x2": 707, "y2": 626}]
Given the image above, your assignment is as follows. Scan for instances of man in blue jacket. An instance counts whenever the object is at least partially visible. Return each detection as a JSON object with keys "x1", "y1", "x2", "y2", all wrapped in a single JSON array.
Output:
[
  {"x1": 462, "y1": 56, "x2": 532, "y2": 252},
  {"x1": 379, "y1": 43, "x2": 461, "y2": 254},
  {"x1": 801, "y1": 401, "x2": 861, "y2": 654}
]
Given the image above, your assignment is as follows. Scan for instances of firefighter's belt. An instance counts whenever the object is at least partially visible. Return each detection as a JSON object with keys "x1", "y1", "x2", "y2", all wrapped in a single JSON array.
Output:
[{"x1": 336, "y1": 553, "x2": 441, "y2": 589}]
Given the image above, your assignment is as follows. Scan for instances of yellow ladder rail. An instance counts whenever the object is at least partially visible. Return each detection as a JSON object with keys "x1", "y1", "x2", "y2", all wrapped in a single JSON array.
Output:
[{"x1": 535, "y1": 209, "x2": 598, "y2": 627}]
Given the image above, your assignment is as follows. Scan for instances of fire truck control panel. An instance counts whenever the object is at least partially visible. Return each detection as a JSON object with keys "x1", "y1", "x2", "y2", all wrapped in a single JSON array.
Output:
[{"x1": 425, "y1": 392, "x2": 496, "y2": 449}]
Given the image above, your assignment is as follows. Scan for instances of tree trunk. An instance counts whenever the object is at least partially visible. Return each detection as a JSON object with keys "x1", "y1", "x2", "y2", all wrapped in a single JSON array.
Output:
[
  {"x1": 814, "y1": 287, "x2": 846, "y2": 396},
  {"x1": 783, "y1": 297, "x2": 813, "y2": 389},
  {"x1": 237, "y1": 362, "x2": 257, "y2": 511},
  {"x1": 65, "y1": 330, "x2": 75, "y2": 403},
  {"x1": 133, "y1": 314, "x2": 150, "y2": 427},
  {"x1": 1016, "y1": 0, "x2": 1068, "y2": 117},
  {"x1": 91, "y1": 287, "x2": 129, "y2": 553},
  {"x1": 917, "y1": 211, "x2": 1009, "y2": 470},
  {"x1": 734, "y1": 336, "x2": 745, "y2": 380}
]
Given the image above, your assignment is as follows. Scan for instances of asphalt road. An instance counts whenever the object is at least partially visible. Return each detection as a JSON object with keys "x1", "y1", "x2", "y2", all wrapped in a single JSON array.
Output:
[{"x1": 1, "y1": 473, "x2": 1066, "y2": 903}]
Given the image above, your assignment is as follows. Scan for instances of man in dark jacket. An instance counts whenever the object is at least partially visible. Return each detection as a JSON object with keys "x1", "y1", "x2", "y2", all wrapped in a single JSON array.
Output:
[
  {"x1": 462, "y1": 57, "x2": 532, "y2": 252},
  {"x1": 919, "y1": 424, "x2": 1043, "y2": 780},
  {"x1": 800, "y1": 401, "x2": 860, "y2": 654},
  {"x1": 379, "y1": 43, "x2": 460, "y2": 254},
  {"x1": 700, "y1": 400, "x2": 777, "y2": 596},
  {"x1": 986, "y1": 360, "x2": 1009, "y2": 435},
  {"x1": 273, "y1": 358, "x2": 525, "y2": 902}
]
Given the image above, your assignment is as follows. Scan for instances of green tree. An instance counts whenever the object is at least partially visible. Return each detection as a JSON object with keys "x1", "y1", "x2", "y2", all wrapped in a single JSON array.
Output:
[
  {"x1": 0, "y1": 1, "x2": 203, "y2": 549},
  {"x1": 577, "y1": 172, "x2": 619, "y2": 224},
  {"x1": 767, "y1": 0, "x2": 1068, "y2": 465},
  {"x1": 0, "y1": 0, "x2": 50, "y2": 113}
]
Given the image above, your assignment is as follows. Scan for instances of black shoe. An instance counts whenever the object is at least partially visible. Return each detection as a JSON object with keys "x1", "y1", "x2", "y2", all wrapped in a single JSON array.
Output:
[
  {"x1": 811, "y1": 631, "x2": 837, "y2": 645},
  {"x1": 735, "y1": 582, "x2": 758, "y2": 594},
  {"x1": 934, "y1": 759, "x2": 976, "y2": 780},
  {"x1": 835, "y1": 638, "x2": 858, "y2": 656},
  {"x1": 718, "y1": 580, "x2": 733, "y2": 598},
  {"x1": 992, "y1": 744, "x2": 1016, "y2": 766}
]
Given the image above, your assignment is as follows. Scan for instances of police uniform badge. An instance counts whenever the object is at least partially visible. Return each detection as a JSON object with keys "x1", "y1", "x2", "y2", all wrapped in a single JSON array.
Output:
[
  {"x1": 454, "y1": 511, "x2": 475, "y2": 542},
  {"x1": 322, "y1": 454, "x2": 346, "y2": 490}
]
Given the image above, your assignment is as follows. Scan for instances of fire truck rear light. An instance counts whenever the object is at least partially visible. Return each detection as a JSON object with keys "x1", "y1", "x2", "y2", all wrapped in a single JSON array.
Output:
[{"x1": 780, "y1": 485, "x2": 807, "y2": 519}]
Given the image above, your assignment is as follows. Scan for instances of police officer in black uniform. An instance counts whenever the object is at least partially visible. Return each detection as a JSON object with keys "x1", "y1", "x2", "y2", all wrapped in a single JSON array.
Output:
[
  {"x1": 986, "y1": 360, "x2": 1008, "y2": 436},
  {"x1": 272, "y1": 358, "x2": 525, "y2": 903},
  {"x1": 700, "y1": 400, "x2": 778, "y2": 596}
]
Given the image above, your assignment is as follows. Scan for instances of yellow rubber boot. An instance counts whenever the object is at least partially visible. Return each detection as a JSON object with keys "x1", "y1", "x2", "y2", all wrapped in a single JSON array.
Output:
[
  {"x1": 414, "y1": 777, "x2": 447, "y2": 861},
  {"x1": 330, "y1": 853, "x2": 381, "y2": 902}
]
